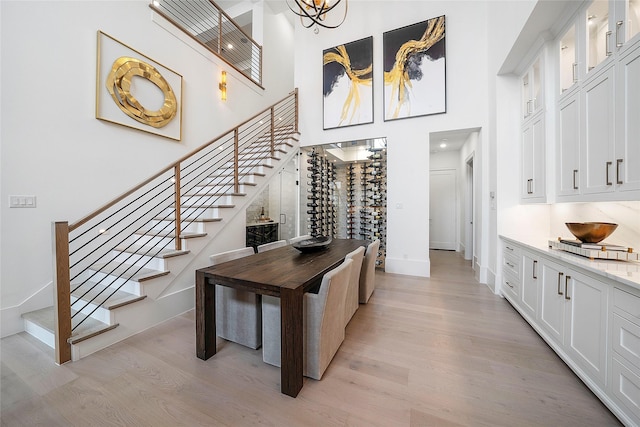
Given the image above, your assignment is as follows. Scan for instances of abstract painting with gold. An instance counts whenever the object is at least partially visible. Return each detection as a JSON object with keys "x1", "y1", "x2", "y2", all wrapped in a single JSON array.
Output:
[
  {"x1": 323, "y1": 36, "x2": 373, "y2": 130},
  {"x1": 383, "y1": 16, "x2": 446, "y2": 121}
]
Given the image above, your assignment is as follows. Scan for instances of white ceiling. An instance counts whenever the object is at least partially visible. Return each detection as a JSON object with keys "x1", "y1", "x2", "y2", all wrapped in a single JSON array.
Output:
[{"x1": 429, "y1": 127, "x2": 479, "y2": 154}]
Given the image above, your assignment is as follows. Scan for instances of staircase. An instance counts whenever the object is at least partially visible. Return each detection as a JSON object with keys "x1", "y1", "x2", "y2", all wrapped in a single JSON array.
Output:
[{"x1": 22, "y1": 91, "x2": 299, "y2": 363}]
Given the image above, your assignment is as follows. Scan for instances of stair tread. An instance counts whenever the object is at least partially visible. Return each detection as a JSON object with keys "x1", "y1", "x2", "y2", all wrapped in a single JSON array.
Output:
[
  {"x1": 91, "y1": 261, "x2": 169, "y2": 282},
  {"x1": 135, "y1": 230, "x2": 208, "y2": 239},
  {"x1": 22, "y1": 306, "x2": 117, "y2": 342},
  {"x1": 158, "y1": 216, "x2": 222, "y2": 223},
  {"x1": 70, "y1": 281, "x2": 146, "y2": 309},
  {"x1": 183, "y1": 192, "x2": 246, "y2": 197},
  {"x1": 178, "y1": 203, "x2": 235, "y2": 209},
  {"x1": 114, "y1": 244, "x2": 190, "y2": 258}
]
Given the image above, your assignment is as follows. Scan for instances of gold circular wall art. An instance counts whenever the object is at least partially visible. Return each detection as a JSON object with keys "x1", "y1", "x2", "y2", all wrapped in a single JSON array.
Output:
[{"x1": 106, "y1": 56, "x2": 177, "y2": 128}]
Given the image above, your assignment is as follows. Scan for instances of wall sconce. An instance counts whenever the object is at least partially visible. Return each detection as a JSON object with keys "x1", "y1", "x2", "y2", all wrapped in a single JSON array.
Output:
[{"x1": 219, "y1": 71, "x2": 227, "y2": 101}]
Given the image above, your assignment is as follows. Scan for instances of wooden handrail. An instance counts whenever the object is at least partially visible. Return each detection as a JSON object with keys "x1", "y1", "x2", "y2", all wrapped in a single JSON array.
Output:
[{"x1": 70, "y1": 90, "x2": 297, "y2": 232}]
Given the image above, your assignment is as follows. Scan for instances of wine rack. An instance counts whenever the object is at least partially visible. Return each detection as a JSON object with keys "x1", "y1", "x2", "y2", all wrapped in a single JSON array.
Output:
[
  {"x1": 304, "y1": 149, "x2": 337, "y2": 238},
  {"x1": 301, "y1": 147, "x2": 386, "y2": 268}
]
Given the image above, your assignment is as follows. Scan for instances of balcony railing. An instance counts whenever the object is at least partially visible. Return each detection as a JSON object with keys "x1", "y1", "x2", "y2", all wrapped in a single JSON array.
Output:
[{"x1": 150, "y1": 0, "x2": 263, "y2": 87}]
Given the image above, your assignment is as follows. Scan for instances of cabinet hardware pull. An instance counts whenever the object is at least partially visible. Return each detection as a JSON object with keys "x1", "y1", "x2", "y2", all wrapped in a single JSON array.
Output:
[
  {"x1": 573, "y1": 169, "x2": 578, "y2": 190},
  {"x1": 527, "y1": 100, "x2": 533, "y2": 116},
  {"x1": 565, "y1": 275, "x2": 571, "y2": 300},
  {"x1": 506, "y1": 281, "x2": 514, "y2": 289},
  {"x1": 606, "y1": 161, "x2": 613, "y2": 186},
  {"x1": 606, "y1": 31, "x2": 613, "y2": 56},
  {"x1": 533, "y1": 260, "x2": 537, "y2": 279},
  {"x1": 505, "y1": 246, "x2": 513, "y2": 252},
  {"x1": 617, "y1": 159, "x2": 623, "y2": 185},
  {"x1": 616, "y1": 21, "x2": 623, "y2": 48},
  {"x1": 527, "y1": 178, "x2": 534, "y2": 194},
  {"x1": 572, "y1": 63, "x2": 578, "y2": 84},
  {"x1": 557, "y1": 272, "x2": 564, "y2": 295},
  {"x1": 506, "y1": 262, "x2": 514, "y2": 268}
]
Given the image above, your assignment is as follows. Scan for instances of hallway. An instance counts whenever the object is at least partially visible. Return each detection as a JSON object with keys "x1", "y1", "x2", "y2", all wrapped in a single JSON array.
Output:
[{"x1": 1, "y1": 250, "x2": 621, "y2": 426}]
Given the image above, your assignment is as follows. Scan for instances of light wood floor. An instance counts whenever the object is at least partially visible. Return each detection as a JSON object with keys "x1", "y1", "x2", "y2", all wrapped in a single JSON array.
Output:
[{"x1": 1, "y1": 250, "x2": 622, "y2": 426}]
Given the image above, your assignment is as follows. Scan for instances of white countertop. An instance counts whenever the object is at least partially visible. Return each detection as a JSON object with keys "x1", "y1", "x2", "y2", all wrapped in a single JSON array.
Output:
[{"x1": 500, "y1": 235, "x2": 640, "y2": 290}]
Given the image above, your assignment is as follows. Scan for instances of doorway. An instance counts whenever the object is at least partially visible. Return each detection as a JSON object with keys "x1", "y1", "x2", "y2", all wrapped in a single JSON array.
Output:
[
  {"x1": 465, "y1": 155, "x2": 474, "y2": 262},
  {"x1": 429, "y1": 169, "x2": 457, "y2": 250}
]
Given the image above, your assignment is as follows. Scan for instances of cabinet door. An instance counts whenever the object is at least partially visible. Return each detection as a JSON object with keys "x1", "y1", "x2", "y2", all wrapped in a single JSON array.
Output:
[
  {"x1": 582, "y1": 65, "x2": 616, "y2": 195},
  {"x1": 560, "y1": 23, "x2": 578, "y2": 94},
  {"x1": 521, "y1": 114, "x2": 546, "y2": 201},
  {"x1": 565, "y1": 271, "x2": 609, "y2": 386},
  {"x1": 521, "y1": 253, "x2": 539, "y2": 319},
  {"x1": 540, "y1": 261, "x2": 566, "y2": 345},
  {"x1": 557, "y1": 93, "x2": 581, "y2": 196},
  {"x1": 615, "y1": 43, "x2": 640, "y2": 193}
]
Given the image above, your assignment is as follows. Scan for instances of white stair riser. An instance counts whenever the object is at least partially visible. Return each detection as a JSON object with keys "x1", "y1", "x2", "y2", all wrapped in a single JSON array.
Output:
[
  {"x1": 204, "y1": 175, "x2": 257, "y2": 185},
  {"x1": 24, "y1": 320, "x2": 55, "y2": 348},
  {"x1": 110, "y1": 250, "x2": 167, "y2": 272},
  {"x1": 70, "y1": 296, "x2": 113, "y2": 325},
  {"x1": 80, "y1": 269, "x2": 144, "y2": 296},
  {"x1": 148, "y1": 219, "x2": 206, "y2": 234},
  {"x1": 158, "y1": 206, "x2": 226, "y2": 219},
  {"x1": 180, "y1": 194, "x2": 235, "y2": 206},
  {"x1": 126, "y1": 233, "x2": 182, "y2": 250}
]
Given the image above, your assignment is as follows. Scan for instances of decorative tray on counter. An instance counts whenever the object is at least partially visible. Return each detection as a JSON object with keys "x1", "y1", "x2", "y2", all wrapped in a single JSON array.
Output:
[{"x1": 549, "y1": 238, "x2": 639, "y2": 261}]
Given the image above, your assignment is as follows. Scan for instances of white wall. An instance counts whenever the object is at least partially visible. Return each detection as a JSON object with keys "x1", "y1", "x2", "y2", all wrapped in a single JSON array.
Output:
[
  {"x1": 294, "y1": 1, "x2": 491, "y2": 277},
  {"x1": 0, "y1": 0, "x2": 294, "y2": 330}
]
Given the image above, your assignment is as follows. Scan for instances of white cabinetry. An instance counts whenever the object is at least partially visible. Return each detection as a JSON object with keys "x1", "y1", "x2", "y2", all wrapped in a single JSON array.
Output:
[
  {"x1": 611, "y1": 286, "x2": 640, "y2": 425},
  {"x1": 520, "y1": 53, "x2": 546, "y2": 203},
  {"x1": 521, "y1": 252, "x2": 539, "y2": 319},
  {"x1": 582, "y1": 64, "x2": 616, "y2": 196},
  {"x1": 557, "y1": 92, "x2": 581, "y2": 196},
  {"x1": 555, "y1": 1, "x2": 640, "y2": 202},
  {"x1": 615, "y1": 44, "x2": 640, "y2": 193},
  {"x1": 499, "y1": 237, "x2": 640, "y2": 426},
  {"x1": 540, "y1": 258, "x2": 608, "y2": 385}
]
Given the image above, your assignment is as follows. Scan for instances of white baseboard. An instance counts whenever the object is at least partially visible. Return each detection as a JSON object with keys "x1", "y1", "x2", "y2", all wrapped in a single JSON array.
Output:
[
  {"x1": 385, "y1": 257, "x2": 430, "y2": 277},
  {"x1": 1, "y1": 282, "x2": 53, "y2": 338}
]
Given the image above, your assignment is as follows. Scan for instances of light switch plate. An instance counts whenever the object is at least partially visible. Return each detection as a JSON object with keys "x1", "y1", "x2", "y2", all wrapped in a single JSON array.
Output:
[{"x1": 9, "y1": 195, "x2": 36, "y2": 208}]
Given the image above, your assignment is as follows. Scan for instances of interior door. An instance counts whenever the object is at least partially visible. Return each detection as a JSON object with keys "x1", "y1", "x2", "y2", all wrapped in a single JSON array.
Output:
[{"x1": 429, "y1": 169, "x2": 457, "y2": 250}]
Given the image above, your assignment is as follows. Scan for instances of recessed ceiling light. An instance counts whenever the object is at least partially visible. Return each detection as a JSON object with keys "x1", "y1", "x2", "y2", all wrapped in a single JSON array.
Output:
[
  {"x1": 440, "y1": 143, "x2": 447, "y2": 148},
  {"x1": 227, "y1": 43, "x2": 233, "y2": 49}
]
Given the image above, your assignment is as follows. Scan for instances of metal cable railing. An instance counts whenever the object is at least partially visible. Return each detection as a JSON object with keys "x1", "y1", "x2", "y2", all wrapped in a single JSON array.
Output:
[
  {"x1": 150, "y1": 0, "x2": 263, "y2": 87},
  {"x1": 52, "y1": 90, "x2": 298, "y2": 364}
]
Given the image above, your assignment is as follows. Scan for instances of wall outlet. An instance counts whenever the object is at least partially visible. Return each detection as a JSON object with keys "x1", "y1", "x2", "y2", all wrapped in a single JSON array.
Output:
[{"x1": 9, "y1": 195, "x2": 36, "y2": 208}]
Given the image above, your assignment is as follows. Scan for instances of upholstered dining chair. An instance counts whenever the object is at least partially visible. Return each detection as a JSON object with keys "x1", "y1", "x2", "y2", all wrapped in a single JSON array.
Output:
[
  {"x1": 288, "y1": 234, "x2": 311, "y2": 244},
  {"x1": 343, "y1": 246, "x2": 365, "y2": 325},
  {"x1": 256, "y1": 240, "x2": 287, "y2": 253},
  {"x1": 261, "y1": 258, "x2": 353, "y2": 380},
  {"x1": 210, "y1": 247, "x2": 261, "y2": 349},
  {"x1": 359, "y1": 239, "x2": 380, "y2": 304}
]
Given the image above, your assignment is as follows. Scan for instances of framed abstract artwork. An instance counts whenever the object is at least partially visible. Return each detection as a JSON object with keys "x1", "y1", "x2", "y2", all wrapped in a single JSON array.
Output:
[
  {"x1": 323, "y1": 36, "x2": 373, "y2": 129},
  {"x1": 383, "y1": 16, "x2": 446, "y2": 121},
  {"x1": 96, "y1": 31, "x2": 183, "y2": 141}
]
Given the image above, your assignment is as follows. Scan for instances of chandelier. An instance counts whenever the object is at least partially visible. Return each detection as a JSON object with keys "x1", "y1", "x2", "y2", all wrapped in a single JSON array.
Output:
[{"x1": 288, "y1": 0, "x2": 348, "y2": 32}]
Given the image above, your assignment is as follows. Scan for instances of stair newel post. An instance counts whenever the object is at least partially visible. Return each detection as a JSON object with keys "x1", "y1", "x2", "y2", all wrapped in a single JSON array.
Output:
[
  {"x1": 270, "y1": 106, "x2": 275, "y2": 157},
  {"x1": 234, "y1": 129, "x2": 240, "y2": 193},
  {"x1": 174, "y1": 165, "x2": 182, "y2": 251},
  {"x1": 52, "y1": 221, "x2": 72, "y2": 365},
  {"x1": 294, "y1": 88, "x2": 299, "y2": 133}
]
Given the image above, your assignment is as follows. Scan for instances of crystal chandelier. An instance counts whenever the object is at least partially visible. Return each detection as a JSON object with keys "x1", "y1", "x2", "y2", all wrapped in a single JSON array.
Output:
[{"x1": 288, "y1": 0, "x2": 348, "y2": 32}]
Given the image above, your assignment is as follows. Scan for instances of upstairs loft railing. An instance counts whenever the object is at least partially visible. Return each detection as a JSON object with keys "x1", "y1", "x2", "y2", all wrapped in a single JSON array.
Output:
[
  {"x1": 150, "y1": 0, "x2": 263, "y2": 87},
  {"x1": 52, "y1": 90, "x2": 298, "y2": 364}
]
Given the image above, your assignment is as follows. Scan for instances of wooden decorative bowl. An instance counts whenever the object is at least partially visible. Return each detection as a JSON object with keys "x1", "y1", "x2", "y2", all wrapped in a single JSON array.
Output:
[{"x1": 565, "y1": 222, "x2": 618, "y2": 243}]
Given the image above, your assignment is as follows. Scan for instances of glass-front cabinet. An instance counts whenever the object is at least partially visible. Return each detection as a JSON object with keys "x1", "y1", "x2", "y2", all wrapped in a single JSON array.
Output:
[
  {"x1": 556, "y1": 0, "x2": 640, "y2": 202},
  {"x1": 560, "y1": 24, "x2": 578, "y2": 94},
  {"x1": 585, "y1": 0, "x2": 640, "y2": 76},
  {"x1": 521, "y1": 56, "x2": 543, "y2": 119}
]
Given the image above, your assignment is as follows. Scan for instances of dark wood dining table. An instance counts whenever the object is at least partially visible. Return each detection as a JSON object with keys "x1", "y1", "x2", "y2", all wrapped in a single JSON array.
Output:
[{"x1": 195, "y1": 238, "x2": 367, "y2": 397}]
